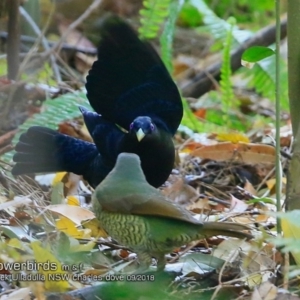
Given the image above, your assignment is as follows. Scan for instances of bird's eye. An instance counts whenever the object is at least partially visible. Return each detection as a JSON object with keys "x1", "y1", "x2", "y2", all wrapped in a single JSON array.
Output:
[
  {"x1": 129, "y1": 123, "x2": 134, "y2": 130},
  {"x1": 150, "y1": 123, "x2": 154, "y2": 131}
]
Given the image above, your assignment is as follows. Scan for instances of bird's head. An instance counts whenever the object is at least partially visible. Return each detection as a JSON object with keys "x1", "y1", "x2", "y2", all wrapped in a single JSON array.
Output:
[{"x1": 129, "y1": 116, "x2": 155, "y2": 142}]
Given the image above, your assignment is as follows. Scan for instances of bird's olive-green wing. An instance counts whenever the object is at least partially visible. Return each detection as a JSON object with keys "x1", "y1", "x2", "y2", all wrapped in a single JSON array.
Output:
[{"x1": 99, "y1": 193, "x2": 201, "y2": 225}]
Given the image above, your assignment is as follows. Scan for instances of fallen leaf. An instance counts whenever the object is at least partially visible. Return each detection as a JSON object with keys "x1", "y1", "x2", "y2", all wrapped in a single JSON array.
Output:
[
  {"x1": 187, "y1": 197, "x2": 211, "y2": 213},
  {"x1": 56, "y1": 216, "x2": 91, "y2": 239},
  {"x1": 244, "y1": 180, "x2": 257, "y2": 196},
  {"x1": 162, "y1": 177, "x2": 199, "y2": 205},
  {"x1": 67, "y1": 196, "x2": 80, "y2": 206},
  {"x1": 81, "y1": 218, "x2": 108, "y2": 238},
  {"x1": 230, "y1": 194, "x2": 249, "y2": 213},
  {"x1": 216, "y1": 132, "x2": 250, "y2": 143},
  {"x1": 251, "y1": 281, "x2": 278, "y2": 300},
  {"x1": 191, "y1": 142, "x2": 275, "y2": 164},
  {"x1": 46, "y1": 204, "x2": 94, "y2": 225},
  {"x1": 31, "y1": 241, "x2": 69, "y2": 292}
]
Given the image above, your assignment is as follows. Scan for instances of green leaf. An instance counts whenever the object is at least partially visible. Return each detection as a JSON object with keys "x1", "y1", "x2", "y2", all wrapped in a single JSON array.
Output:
[
  {"x1": 160, "y1": 0, "x2": 183, "y2": 73},
  {"x1": 178, "y1": 3, "x2": 203, "y2": 27},
  {"x1": 242, "y1": 46, "x2": 275, "y2": 63},
  {"x1": 3, "y1": 89, "x2": 91, "y2": 162},
  {"x1": 246, "y1": 197, "x2": 276, "y2": 205}
]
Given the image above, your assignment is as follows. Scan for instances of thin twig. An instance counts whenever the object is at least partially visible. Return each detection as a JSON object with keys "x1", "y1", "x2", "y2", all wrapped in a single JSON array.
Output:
[
  {"x1": 6, "y1": 0, "x2": 20, "y2": 80},
  {"x1": 18, "y1": 6, "x2": 61, "y2": 82},
  {"x1": 0, "y1": 32, "x2": 97, "y2": 55}
]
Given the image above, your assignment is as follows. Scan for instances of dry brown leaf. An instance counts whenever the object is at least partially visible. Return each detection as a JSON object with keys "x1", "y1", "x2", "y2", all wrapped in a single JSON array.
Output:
[
  {"x1": 57, "y1": 16, "x2": 96, "y2": 74},
  {"x1": 229, "y1": 194, "x2": 249, "y2": 213},
  {"x1": 75, "y1": 52, "x2": 97, "y2": 74},
  {"x1": 57, "y1": 16, "x2": 95, "y2": 49},
  {"x1": 255, "y1": 214, "x2": 269, "y2": 223},
  {"x1": 266, "y1": 178, "x2": 286, "y2": 195},
  {"x1": 65, "y1": 173, "x2": 82, "y2": 196},
  {"x1": 46, "y1": 204, "x2": 94, "y2": 225},
  {"x1": 194, "y1": 108, "x2": 207, "y2": 119},
  {"x1": 232, "y1": 216, "x2": 253, "y2": 225},
  {"x1": 84, "y1": 268, "x2": 109, "y2": 277},
  {"x1": 262, "y1": 243, "x2": 283, "y2": 265},
  {"x1": 181, "y1": 137, "x2": 217, "y2": 153},
  {"x1": 252, "y1": 281, "x2": 278, "y2": 300},
  {"x1": 58, "y1": 122, "x2": 83, "y2": 139},
  {"x1": 0, "y1": 129, "x2": 17, "y2": 147},
  {"x1": 244, "y1": 180, "x2": 257, "y2": 196},
  {"x1": 187, "y1": 198, "x2": 211, "y2": 213},
  {"x1": 162, "y1": 177, "x2": 199, "y2": 205},
  {"x1": 191, "y1": 142, "x2": 275, "y2": 164}
]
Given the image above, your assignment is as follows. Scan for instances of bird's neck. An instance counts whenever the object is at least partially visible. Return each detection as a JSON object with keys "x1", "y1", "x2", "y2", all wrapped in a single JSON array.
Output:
[{"x1": 107, "y1": 159, "x2": 147, "y2": 184}]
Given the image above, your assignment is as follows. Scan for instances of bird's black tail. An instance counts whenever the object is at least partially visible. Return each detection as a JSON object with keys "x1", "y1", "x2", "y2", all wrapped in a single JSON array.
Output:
[{"x1": 12, "y1": 126, "x2": 100, "y2": 177}]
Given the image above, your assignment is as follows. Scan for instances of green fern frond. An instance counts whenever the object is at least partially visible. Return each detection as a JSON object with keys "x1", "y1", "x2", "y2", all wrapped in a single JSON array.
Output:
[
  {"x1": 190, "y1": 0, "x2": 252, "y2": 46},
  {"x1": 240, "y1": 56, "x2": 289, "y2": 110},
  {"x1": 160, "y1": 0, "x2": 184, "y2": 73},
  {"x1": 181, "y1": 97, "x2": 202, "y2": 132},
  {"x1": 16, "y1": 89, "x2": 91, "y2": 132},
  {"x1": 181, "y1": 97, "x2": 222, "y2": 133},
  {"x1": 220, "y1": 17, "x2": 236, "y2": 125},
  {"x1": 4, "y1": 89, "x2": 92, "y2": 162},
  {"x1": 138, "y1": 0, "x2": 171, "y2": 39},
  {"x1": 159, "y1": 1, "x2": 205, "y2": 134}
]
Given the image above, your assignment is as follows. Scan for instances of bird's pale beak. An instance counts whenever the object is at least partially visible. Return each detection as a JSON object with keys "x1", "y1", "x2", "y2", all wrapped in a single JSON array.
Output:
[{"x1": 136, "y1": 128, "x2": 145, "y2": 142}]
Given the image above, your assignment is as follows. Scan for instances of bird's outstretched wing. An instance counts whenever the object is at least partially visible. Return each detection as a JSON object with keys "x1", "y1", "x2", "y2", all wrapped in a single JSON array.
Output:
[{"x1": 86, "y1": 16, "x2": 182, "y2": 134}]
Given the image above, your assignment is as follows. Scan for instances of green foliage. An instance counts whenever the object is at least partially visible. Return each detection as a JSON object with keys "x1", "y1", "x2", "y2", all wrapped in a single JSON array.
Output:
[
  {"x1": 4, "y1": 89, "x2": 92, "y2": 162},
  {"x1": 242, "y1": 46, "x2": 275, "y2": 63},
  {"x1": 189, "y1": 0, "x2": 252, "y2": 47},
  {"x1": 21, "y1": 63, "x2": 57, "y2": 86},
  {"x1": 181, "y1": 87, "x2": 264, "y2": 133},
  {"x1": 239, "y1": 56, "x2": 289, "y2": 111},
  {"x1": 205, "y1": 109, "x2": 249, "y2": 132},
  {"x1": 189, "y1": 0, "x2": 289, "y2": 123},
  {"x1": 0, "y1": 57, "x2": 7, "y2": 76},
  {"x1": 177, "y1": 2, "x2": 203, "y2": 27},
  {"x1": 16, "y1": 89, "x2": 91, "y2": 132},
  {"x1": 219, "y1": 17, "x2": 236, "y2": 126},
  {"x1": 158, "y1": 1, "x2": 204, "y2": 135},
  {"x1": 160, "y1": 0, "x2": 184, "y2": 73},
  {"x1": 138, "y1": 0, "x2": 172, "y2": 39},
  {"x1": 181, "y1": 97, "x2": 204, "y2": 132},
  {"x1": 204, "y1": 0, "x2": 274, "y2": 24}
]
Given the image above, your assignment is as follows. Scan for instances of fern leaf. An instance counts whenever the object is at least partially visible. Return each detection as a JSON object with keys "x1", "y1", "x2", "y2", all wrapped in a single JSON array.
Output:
[
  {"x1": 139, "y1": 0, "x2": 171, "y2": 39},
  {"x1": 160, "y1": 0, "x2": 184, "y2": 73},
  {"x1": 4, "y1": 89, "x2": 92, "y2": 162},
  {"x1": 190, "y1": 0, "x2": 252, "y2": 45},
  {"x1": 240, "y1": 56, "x2": 289, "y2": 110},
  {"x1": 220, "y1": 17, "x2": 236, "y2": 124}
]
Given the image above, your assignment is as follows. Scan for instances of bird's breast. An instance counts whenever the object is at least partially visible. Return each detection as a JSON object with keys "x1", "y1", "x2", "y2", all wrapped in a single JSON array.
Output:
[{"x1": 99, "y1": 211, "x2": 150, "y2": 249}]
